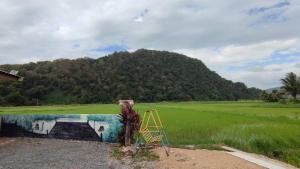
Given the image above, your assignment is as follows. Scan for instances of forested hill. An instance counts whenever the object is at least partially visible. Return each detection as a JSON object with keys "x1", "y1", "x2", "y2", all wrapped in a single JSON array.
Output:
[{"x1": 0, "y1": 49, "x2": 261, "y2": 105}]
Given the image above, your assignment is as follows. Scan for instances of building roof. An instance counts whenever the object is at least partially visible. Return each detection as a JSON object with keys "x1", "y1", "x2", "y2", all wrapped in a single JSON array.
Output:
[{"x1": 0, "y1": 70, "x2": 23, "y2": 81}]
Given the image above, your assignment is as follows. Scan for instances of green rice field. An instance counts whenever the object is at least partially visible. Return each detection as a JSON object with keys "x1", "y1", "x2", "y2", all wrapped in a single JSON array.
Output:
[{"x1": 1, "y1": 101, "x2": 300, "y2": 167}]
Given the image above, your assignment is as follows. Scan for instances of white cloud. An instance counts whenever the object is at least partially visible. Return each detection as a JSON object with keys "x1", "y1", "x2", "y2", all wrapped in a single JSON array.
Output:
[
  {"x1": 222, "y1": 61, "x2": 300, "y2": 89},
  {"x1": 0, "y1": 0, "x2": 299, "y2": 88},
  {"x1": 134, "y1": 17, "x2": 144, "y2": 23},
  {"x1": 176, "y1": 38, "x2": 300, "y2": 88},
  {"x1": 176, "y1": 39, "x2": 300, "y2": 69}
]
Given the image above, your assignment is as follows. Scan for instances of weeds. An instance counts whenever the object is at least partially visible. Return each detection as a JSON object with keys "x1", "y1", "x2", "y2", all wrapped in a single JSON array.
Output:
[
  {"x1": 111, "y1": 147, "x2": 124, "y2": 160},
  {"x1": 134, "y1": 148, "x2": 159, "y2": 162},
  {"x1": 111, "y1": 147, "x2": 159, "y2": 162}
]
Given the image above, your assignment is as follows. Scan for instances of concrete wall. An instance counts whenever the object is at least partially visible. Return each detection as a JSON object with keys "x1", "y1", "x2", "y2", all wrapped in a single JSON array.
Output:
[{"x1": 0, "y1": 114, "x2": 122, "y2": 142}]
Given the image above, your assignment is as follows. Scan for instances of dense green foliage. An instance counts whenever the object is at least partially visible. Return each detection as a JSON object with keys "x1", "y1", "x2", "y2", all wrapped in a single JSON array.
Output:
[
  {"x1": 1, "y1": 101, "x2": 299, "y2": 167},
  {"x1": 260, "y1": 90, "x2": 284, "y2": 102},
  {"x1": 0, "y1": 49, "x2": 260, "y2": 105}
]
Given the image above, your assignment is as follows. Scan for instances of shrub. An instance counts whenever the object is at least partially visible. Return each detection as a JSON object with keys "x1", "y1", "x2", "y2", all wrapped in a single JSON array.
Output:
[
  {"x1": 4, "y1": 92, "x2": 27, "y2": 106},
  {"x1": 260, "y1": 90, "x2": 283, "y2": 102},
  {"x1": 118, "y1": 101, "x2": 140, "y2": 145},
  {"x1": 279, "y1": 99, "x2": 288, "y2": 104}
]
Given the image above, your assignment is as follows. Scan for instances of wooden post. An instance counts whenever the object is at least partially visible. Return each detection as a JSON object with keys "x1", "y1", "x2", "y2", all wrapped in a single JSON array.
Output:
[{"x1": 125, "y1": 121, "x2": 131, "y2": 146}]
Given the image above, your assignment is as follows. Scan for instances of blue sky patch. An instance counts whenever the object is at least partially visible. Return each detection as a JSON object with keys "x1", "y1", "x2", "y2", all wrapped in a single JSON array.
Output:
[
  {"x1": 247, "y1": 1, "x2": 289, "y2": 26},
  {"x1": 248, "y1": 10, "x2": 287, "y2": 27},
  {"x1": 248, "y1": 1, "x2": 290, "y2": 15},
  {"x1": 91, "y1": 44, "x2": 128, "y2": 53},
  {"x1": 72, "y1": 44, "x2": 80, "y2": 49},
  {"x1": 133, "y1": 8, "x2": 149, "y2": 22}
]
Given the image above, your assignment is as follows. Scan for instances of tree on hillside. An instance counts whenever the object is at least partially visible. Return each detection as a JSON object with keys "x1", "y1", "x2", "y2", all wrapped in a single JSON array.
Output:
[
  {"x1": 281, "y1": 72, "x2": 300, "y2": 100},
  {"x1": 0, "y1": 49, "x2": 261, "y2": 106}
]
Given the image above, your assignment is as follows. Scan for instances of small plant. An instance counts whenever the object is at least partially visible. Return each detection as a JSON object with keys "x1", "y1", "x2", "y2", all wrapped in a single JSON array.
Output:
[
  {"x1": 118, "y1": 101, "x2": 140, "y2": 146},
  {"x1": 110, "y1": 147, "x2": 159, "y2": 163},
  {"x1": 134, "y1": 149, "x2": 159, "y2": 162},
  {"x1": 111, "y1": 147, "x2": 125, "y2": 160}
]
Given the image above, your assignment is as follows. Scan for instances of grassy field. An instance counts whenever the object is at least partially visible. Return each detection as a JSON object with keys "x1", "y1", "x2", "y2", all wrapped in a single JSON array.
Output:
[{"x1": 1, "y1": 101, "x2": 300, "y2": 167}]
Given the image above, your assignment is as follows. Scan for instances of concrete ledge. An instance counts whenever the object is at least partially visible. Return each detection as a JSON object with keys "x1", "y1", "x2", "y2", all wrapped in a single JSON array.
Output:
[{"x1": 222, "y1": 146, "x2": 298, "y2": 169}]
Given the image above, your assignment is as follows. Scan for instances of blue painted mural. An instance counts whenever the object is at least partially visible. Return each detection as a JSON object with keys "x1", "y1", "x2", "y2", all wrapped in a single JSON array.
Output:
[{"x1": 0, "y1": 114, "x2": 122, "y2": 142}]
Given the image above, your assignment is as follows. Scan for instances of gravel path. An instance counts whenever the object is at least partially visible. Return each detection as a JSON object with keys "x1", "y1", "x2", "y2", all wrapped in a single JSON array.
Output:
[
  {"x1": 1, "y1": 137, "x2": 282, "y2": 169},
  {"x1": 0, "y1": 138, "x2": 112, "y2": 169}
]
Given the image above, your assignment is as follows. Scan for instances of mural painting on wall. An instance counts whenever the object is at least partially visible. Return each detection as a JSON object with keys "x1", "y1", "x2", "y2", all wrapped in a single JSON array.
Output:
[{"x1": 0, "y1": 114, "x2": 121, "y2": 142}]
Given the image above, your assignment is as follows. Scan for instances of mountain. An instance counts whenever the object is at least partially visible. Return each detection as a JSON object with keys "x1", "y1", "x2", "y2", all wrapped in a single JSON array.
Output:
[
  {"x1": 265, "y1": 87, "x2": 284, "y2": 94},
  {"x1": 0, "y1": 49, "x2": 261, "y2": 105}
]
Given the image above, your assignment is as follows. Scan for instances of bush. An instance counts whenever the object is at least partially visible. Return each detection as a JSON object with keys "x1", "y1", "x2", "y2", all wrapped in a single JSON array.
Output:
[
  {"x1": 289, "y1": 99, "x2": 300, "y2": 104},
  {"x1": 260, "y1": 90, "x2": 283, "y2": 102},
  {"x1": 0, "y1": 97, "x2": 6, "y2": 105},
  {"x1": 279, "y1": 99, "x2": 288, "y2": 104},
  {"x1": 4, "y1": 92, "x2": 27, "y2": 106}
]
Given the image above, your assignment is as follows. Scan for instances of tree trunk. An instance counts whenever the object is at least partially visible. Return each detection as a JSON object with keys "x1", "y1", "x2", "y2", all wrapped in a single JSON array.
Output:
[{"x1": 125, "y1": 121, "x2": 131, "y2": 146}]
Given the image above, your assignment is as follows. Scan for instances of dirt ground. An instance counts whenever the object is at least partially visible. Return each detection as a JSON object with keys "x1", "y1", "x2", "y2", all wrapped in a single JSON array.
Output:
[
  {"x1": 154, "y1": 147, "x2": 265, "y2": 169},
  {"x1": 0, "y1": 137, "x2": 268, "y2": 169},
  {"x1": 0, "y1": 137, "x2": 14, "y2": 145}
]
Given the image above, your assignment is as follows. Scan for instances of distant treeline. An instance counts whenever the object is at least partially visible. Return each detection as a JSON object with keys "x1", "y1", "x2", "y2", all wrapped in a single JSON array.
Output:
[
  {"x1": 260, "y1": 72, "x2": 300, "y2": 103},
  {"x1": 0, "y1": 49, "x2": 261, "y2": 106}
]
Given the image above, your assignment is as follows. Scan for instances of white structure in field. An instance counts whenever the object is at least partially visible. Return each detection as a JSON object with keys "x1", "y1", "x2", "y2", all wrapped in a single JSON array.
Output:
[{"x1": 118, "y1": 100, "x2": 134, "y2": 106}]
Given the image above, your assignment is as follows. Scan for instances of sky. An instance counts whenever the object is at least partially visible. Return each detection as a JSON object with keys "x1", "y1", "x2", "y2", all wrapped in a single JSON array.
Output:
[{"x1": 0, "y1": 0, "x2": 299, "y2": 89}]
